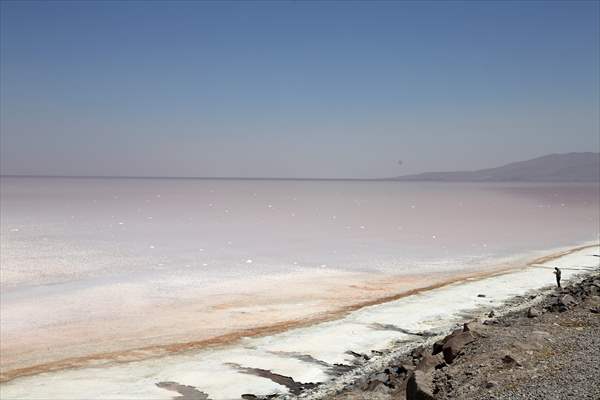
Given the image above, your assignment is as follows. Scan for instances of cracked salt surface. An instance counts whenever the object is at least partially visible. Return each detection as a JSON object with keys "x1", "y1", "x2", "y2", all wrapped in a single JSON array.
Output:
[{"x1": 2, "y1": 245, "x2": 598, "y2": 400}]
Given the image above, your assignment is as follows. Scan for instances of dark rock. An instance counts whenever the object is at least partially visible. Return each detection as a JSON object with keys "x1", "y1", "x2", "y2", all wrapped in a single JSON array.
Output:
[
  {"x1": 432, "y1": 339, "x2": 445, "y2": 355},
  {"x1": 442, "y1": 331, "x2": 476, "y2": 364},
  {"x1": 406, "y1": 370, "x2": 435, "y2": 400},
  {"x1": 432, "y1": 328, "x2": 462, "y2": 354},
  {"x1": 394, "y1": 364, "x2": 412, "y2": 377},
  {"x1": 485, "y1": 380, "x2": 498, "y2": 389},
  {"x1": 547, "y1": 293, "x2": 578, "y2": 312},
  {"x1": 487, "y1": 310, "x2": 495, "y2": 318},
  {"x1": 501, "y1": 353, "x2": 523, "y2": 367},
  {"x1": 477, "y1": 294, "x2": 486, "y2": 298}
]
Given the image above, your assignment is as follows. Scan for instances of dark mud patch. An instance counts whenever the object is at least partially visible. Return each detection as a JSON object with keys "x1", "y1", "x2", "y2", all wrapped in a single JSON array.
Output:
[
  {"x1": 156, "y1": 381, "x2": 211, "y2": 400},
  {"x1": 370, "y1": 323, "x2": 440, "y2": 337},
  {"x1": 225, "y1": 363, "x2": 318, "y2": 395}
]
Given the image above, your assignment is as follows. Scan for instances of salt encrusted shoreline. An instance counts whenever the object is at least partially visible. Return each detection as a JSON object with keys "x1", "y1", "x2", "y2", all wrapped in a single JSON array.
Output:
[
  {"x1": 1, "y1": 246, "x2": 597, "y2": 399},
  {"x1": 280, "y1": 270, "x2": 600, "y2": 400},
  {"x1": 236, "y1": 266, "x2": 599, "y2": 400}
]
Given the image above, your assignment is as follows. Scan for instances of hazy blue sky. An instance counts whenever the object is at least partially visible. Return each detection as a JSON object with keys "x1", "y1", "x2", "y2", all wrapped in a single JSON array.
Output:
[{"x1": 1, "y1": 0, "x2": 598, "y2": 178}]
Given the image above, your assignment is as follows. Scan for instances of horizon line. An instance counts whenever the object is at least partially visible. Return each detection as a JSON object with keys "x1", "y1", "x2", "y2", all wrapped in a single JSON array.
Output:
[
  {"x1": 2, "y1": 174, "x2": 598, "y2": 184},
  {"x1": 0, "y1": 174, "x2": 388, "y2": 182}
]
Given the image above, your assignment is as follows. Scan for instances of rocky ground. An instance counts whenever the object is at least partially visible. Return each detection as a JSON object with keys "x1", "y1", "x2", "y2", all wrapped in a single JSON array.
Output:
[
  {"x1": 211, "y1": 272, "x2": 600, "y2": 400},
  {"x1": 315, "y1": 273, "x2": 600, "y2": 400}
]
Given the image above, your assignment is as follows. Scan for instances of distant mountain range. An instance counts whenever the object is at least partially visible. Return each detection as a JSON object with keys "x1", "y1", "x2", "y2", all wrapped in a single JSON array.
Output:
[{"x1": 391, "y1": 152, "x2": 600, "y2": 182}]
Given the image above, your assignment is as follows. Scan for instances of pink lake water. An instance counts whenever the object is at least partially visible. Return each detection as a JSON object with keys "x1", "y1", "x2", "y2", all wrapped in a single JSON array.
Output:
[{"x1": 1, "y1": 177, "x2": 598, "y2": 383}]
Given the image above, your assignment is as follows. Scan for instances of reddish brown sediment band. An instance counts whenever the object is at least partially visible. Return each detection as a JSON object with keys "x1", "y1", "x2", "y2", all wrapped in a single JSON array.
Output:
[{"x1": 1, "y1": 244, "x2": 597, "y2": 384}]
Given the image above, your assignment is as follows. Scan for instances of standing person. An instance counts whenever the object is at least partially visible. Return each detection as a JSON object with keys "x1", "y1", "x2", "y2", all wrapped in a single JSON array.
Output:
[{"x1": 554, "y1": 267, "x2": 562, "y2": 288}]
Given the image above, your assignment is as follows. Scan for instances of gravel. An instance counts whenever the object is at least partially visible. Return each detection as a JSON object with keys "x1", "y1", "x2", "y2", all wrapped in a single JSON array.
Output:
[{"x1": 314, "y1": 272, "x2": 600, "y2": 400}]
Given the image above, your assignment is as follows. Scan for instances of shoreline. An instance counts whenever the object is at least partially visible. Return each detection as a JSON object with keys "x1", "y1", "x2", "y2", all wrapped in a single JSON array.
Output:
[
  {"x1": 1, "y1": 243, "x2": 597, "y2": 387},
  {"x1": 306, "y1": 266, "x2": 600, "y2": 400}
]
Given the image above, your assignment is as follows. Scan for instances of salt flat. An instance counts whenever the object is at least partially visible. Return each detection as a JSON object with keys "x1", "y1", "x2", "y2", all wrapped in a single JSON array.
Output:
[{"x1": 2, "y1": 245, "x2": 597, "y2": 400}]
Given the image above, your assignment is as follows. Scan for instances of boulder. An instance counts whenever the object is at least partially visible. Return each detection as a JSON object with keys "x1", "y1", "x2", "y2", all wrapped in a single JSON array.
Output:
[
  {"x1": 547, "y1": 293, "x2": 578, "y2": 312},
  {"x1": 527, "y1": 307, "x2": 542, "y2": 318},
  {"x1": 416, "y1": 352, "x2": 445, "y2": 372},
  {"x1": 559, "y1": 294, "x2": 577, "y2": 308},
  {"x1": 406, "y1": 370, "x2": 435, "y2": 400},
  {"x1": 442, "y1": 331, "x2": 476, "y2": 364},
  {"x1": 432, "y1": 339, "x2": 445, "y2": 355},
  {"x1": 432, "y1": 327, "x2": 465, "y2": 355},
  {"x1": 501, "y1": 353, "x2": 523, "y2": 367}
]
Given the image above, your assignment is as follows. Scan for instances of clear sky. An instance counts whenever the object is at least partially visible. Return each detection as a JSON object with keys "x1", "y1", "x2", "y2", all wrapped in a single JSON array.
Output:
[{"x1": 1, "y1": 0, "x2": 598, "y2": 178}]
